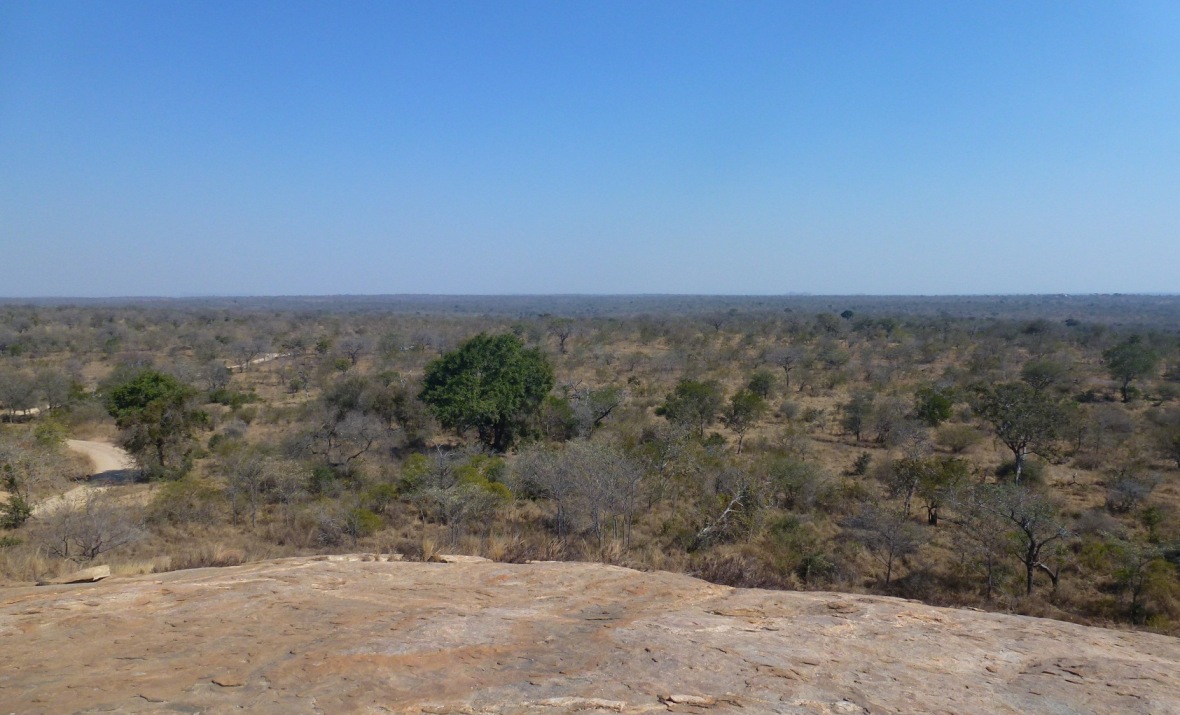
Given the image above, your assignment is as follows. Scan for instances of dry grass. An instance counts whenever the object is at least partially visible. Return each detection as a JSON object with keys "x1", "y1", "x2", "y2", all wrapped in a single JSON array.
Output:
[
  {"x1": 161, "y1": 543, "x2": 247, "y2": 572},
  {"x1": 0, "y1": 545, "x2": 67, "y2": 584}
]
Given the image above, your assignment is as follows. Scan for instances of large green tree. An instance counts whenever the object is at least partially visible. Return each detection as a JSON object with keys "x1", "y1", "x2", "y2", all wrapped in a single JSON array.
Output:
[
  {"x1": 419, "y1": 333, "x2": 554, "y2": 452},
  {"x1": 105, "y1": 370, "x2": 207, "y2": 478},
  {"x1": 1103, "y1": 336, "x2": 1160, "y2": 402}
]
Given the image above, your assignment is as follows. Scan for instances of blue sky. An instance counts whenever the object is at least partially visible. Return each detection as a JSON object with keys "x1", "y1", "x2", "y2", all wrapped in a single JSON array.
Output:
[{"x1": 2, "y1": 1, "x2": 1179, "y2": 296}]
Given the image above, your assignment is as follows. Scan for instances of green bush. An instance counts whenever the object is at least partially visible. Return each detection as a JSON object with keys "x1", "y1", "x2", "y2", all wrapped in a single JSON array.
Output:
[
  {"x1": 33, "y1": 419, "x2": 68, "y2": 448},
  {"x1": 915, "y1": 386, "x2": 955, "y2": 426},
  {"x1": 363, "y1": 483, "x2": 399, "y2": 513}
]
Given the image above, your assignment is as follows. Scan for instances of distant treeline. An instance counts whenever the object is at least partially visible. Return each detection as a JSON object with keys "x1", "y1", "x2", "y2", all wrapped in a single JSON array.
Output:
[{"x1": 3, "y1": 294, "x2": 1180, "y2": 327}]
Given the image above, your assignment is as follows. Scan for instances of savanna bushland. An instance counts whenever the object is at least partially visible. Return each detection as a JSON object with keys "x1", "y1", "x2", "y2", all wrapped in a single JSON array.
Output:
[{"x1": 2, "y1": 294, "x2": 1180, "y2": 634}]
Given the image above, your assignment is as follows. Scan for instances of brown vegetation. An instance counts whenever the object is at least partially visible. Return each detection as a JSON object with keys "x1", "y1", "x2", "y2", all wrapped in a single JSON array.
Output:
[{"x1": 2, "y1": 295, "x2": 1180, "y2": 634}]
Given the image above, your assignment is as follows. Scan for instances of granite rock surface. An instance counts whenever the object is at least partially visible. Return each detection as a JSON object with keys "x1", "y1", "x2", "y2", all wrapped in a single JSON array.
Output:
[{"x1": 2, "y1": 555, "x2": 1178, "y2": 714}]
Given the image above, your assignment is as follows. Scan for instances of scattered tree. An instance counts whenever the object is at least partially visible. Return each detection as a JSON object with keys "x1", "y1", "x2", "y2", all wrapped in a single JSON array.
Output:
[
  {"x1": 548, "y1": 318, "x2": 575, "y2": 354},
  {"x1": 971, "y1": 382, "x2": 1063, "y2": 483},
  {"x1": 1104, "y1": 336, "x2": 1159, "y2": 402},
  {"x1": 723, "y1": 389, "x2": 767, "y2": 454},
  {"x1": 34, "y1": 491, "x2": 143, "y2": 562},
  {"x1": 419, "y1": 333, "x2": 554, "y2": 452},
  {"x1": 968, "y1": 484, "x2": 1068, "y2": 596},
  {"x1": 657, "y1": 379, "x2": 724, "y2": 438},
  {"x1": 840, "y1": 391, "x2": 875, "y2": 442},
  {"x1": 105, "y1": 370, "x2": 207, "y2": 479},
  {"x1": 914, "y1": 386, "x2": 954, "y2": 427},
  {"x1": 846, "y1": 505, "x2": 925, "y2": 588}
]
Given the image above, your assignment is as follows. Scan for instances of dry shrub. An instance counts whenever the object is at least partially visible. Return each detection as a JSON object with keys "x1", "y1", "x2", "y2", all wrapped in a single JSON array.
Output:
[
  {"x1": 0, "y1": 543, "x2": 67, "y2": 583},
  {"x1": 689, "y1": 547, "x2": 796, "y2": 590},
  {"x1": 1071, "y1": 451, "x2": 1106, "y2": 471},
  {"x1": 112, "y1": 559, "x2": 164, "y2": 577},
  {"x1": 160, "y1": 543, "x2": 246, "y2": 572},
  {"x1": 628, "y1": 542, "x2": 688, "y2": 573},
  {"x1": 578, "y1": 537, "x2": 626, "y2": 565},
  {"x1": 1073, "y1": 508, "x2": 1125, "y2": 537},
  {"x1": 935, "y1": 424, "x2": 982, "y2": 454},
  {"x1": 481, "y1": 532, "x2": 523, "y2": 562},
  {"x1": 146, "y1": 478, "x2": 224, "y2": 527},
  {"x1": 32, "y1": 491, "x2": 144, "y2": 562},
  {"x1": 396, "y1": 535, "x2": 442, "y2": 562},
  {"x1": 482, "y1": 533, "x2": 569, "y2": 563}
]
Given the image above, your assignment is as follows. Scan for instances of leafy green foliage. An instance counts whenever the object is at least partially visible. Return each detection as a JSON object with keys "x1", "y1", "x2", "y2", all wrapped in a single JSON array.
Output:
[
  {"x1": 850, "y1": 451, "x2": 872, "y2": 476},
  {"x1": 105, "y1": 370, "x2": 207, "y2": 479},
  {"x1": 1104, "y1": 336, "x2": 1160, "y2": 402},
  {"x1": 208, "y1": 387, "x2": 259, "y2": 409},
  {"x1": 840, "y1": 391, "x2": 875, "y2": 441},
  {"x1": 1021, "y1": 359, "x2": 1071, "y2": 393},
  {"x1": 746, "y1": 370, "x2": 776, "y2": 399},
  {"x1": 419, "y1": 333, "x2": 554, "y2": 451},
  {"x1": 656, "y1": 379, "x2": 723, "y2": 437},
  {"x1": 765, "y1": 515, "x2": 834, "y2": 585},
  {"x1": 723, "y1": 389, "x2": 767, "y2": 452},
  {"x1": 0, "y1": 465, "x2": 32, "y2": 529},
  {"x1": 914, "y1": 456, "x2": 969, "y2": 526},
  {"x1": 766, "y1": 456, "x2": 828, "y2": 511},
  {"x1": 537, "y1": 395, "x2": 578, "y2": 441},
  {"x1": 914, "y1": 386, "x2": 954, "y2": 426},
  {"x1": 345, "y1": 508, "x2": 382, "y2": 540},
  {"x1": 33, "y1": 419, "x2": 68, "y2": 449},
  {"x1": 401, "y1": 451, "x2": 512, "y2": 545}
]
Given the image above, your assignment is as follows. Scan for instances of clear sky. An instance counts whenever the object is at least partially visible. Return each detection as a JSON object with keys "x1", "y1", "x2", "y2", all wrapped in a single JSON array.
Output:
[{"x1": 2, "y1": 1, "x2": 1179, "y2": 297}]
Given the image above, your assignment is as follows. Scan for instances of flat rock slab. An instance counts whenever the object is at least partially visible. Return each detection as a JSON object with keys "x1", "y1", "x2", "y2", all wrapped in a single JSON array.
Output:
[
  {"x1": 2, "y1": 558, "x2": 1178, "y2": 714},
  {"x1": 38, "y1": 564, "x2": 111, "y2": 585}
]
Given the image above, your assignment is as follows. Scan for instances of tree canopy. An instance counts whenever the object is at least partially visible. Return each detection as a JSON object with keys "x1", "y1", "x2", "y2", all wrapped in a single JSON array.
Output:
[
  {"x1": 105, "y1": 369, "x2": 206, "y2": 478},
  {"x1": 419, "y1": 333, "x2": 554, "y2": 452},
  {"x1": 970, "y1": 382, "x2": 1063, "y2": 483},
  {"x1": 656, "y1": 379, "x2": 723, "y2": 437},
  {"x1": 1103, "y1": 336, "x2": 1159, "y2": 402}
]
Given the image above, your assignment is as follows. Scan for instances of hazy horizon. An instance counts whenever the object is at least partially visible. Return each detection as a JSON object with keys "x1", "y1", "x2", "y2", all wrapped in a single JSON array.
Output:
[
  {"x1": 4, "y1": 2, "x2": 1179, "y2": 297},
  {"x1": 4, "y1": 290, "x2": 1180, "y2": 299}
]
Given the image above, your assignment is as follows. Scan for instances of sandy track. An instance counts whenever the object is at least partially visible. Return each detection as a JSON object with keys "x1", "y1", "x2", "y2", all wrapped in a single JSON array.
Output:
[
  {"x1": 227, "y1": 351, "x2": 288, "y2": 372},
  {"x1": 66, "y1": 439, "x2": 135, "y2": 475},
  {"x1": 31, "y1": 440, "x2": 138, "y2": 516}
]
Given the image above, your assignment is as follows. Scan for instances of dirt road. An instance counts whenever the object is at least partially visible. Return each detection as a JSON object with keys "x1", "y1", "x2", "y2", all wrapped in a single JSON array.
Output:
[
  {"x1": 66, "y1": 439, "x2": 135, "y2": 475},
  {"x1": 31, "y1": 440, "x2": 137, "y2": 516},
  {"x1": 227, "y1": 351, "x2": 287, "y2": 372}
]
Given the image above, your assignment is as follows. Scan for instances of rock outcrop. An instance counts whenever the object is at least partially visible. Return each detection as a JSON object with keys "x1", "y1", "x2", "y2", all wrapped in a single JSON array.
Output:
[
  {"x1": 2, "y1": 556, "x2": 1178, "y2": 714},
  {"x1": 37, "y1": 564, "x2": 111, "y2": 585}
]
